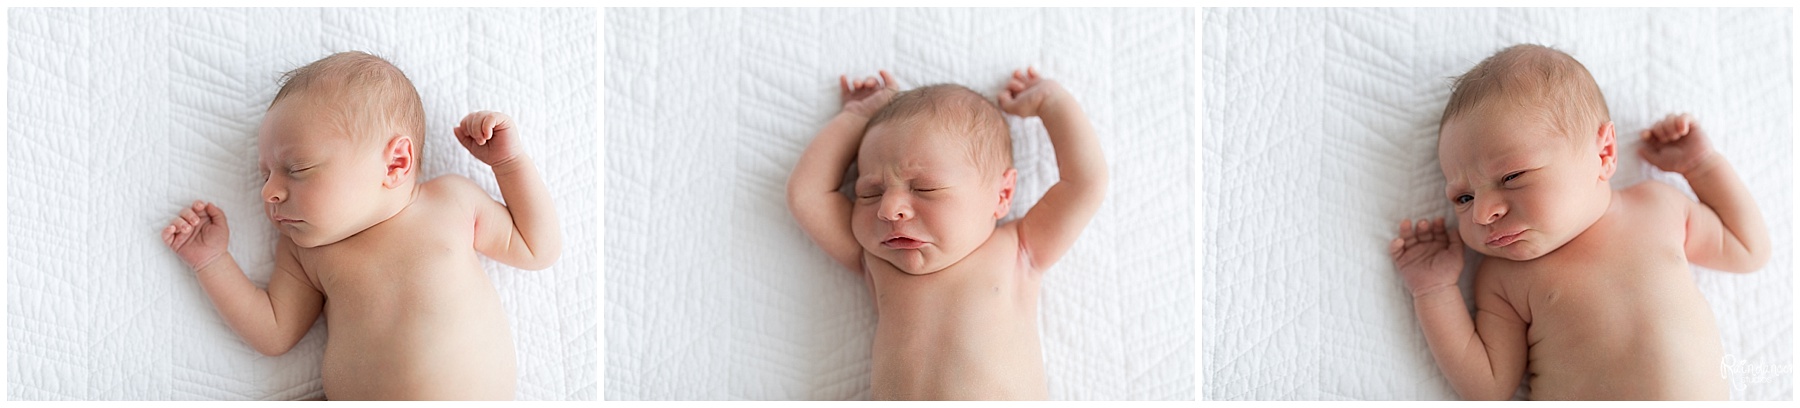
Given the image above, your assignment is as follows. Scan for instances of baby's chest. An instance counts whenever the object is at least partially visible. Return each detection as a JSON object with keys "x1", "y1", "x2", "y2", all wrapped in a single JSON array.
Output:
[
  {"x1": 872, "y1": 263, "x2": 1037, "y2": 320},
  {"x1": 1516, "y1": 221, "x2": 1700, "y2": 328},
  {"x1": 299, "y1": 207, "x2": 481, "y2": 293}
]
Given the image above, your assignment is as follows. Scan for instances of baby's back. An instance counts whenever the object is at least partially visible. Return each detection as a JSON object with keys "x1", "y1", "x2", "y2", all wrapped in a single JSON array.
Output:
[
  {"x1": 296, "y1": 177, "x2": 515, "y2": 400},
  {"x1": 1492, "y1": 185, "x2": 1727, "y2": 400},
  {"x1": 867, "y1": 225, "x2": 1047, "y2": 400}
]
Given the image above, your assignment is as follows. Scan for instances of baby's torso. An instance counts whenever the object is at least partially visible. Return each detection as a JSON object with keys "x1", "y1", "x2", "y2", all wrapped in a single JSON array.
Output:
[
  {"x1": 866, "y1": 224, "x2": 1047, "y2": 400},
  {"x1": 1495, "y1": 185, "x2": 1727, "y2": 400},
  {"x1": 294, "y1": 179, "x2": 516, "y2": 400}
]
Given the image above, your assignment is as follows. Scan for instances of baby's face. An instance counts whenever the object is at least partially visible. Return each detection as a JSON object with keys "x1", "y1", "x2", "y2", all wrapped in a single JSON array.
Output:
[
  {"x1": 851, "y1": 121, "x2": 1008, "y2": 275},
  {"x1": 1439, "y1": 104, "x2": 1613, "y2": 261},
  {"x1": 257, "y1": 93, "x2": 394, "y2": 248}
]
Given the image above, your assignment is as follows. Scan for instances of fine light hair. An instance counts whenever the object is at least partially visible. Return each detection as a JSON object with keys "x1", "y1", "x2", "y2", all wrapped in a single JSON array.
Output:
[
  {"x1": 270, "y1": 51, "x2": 427, "y2": 167},
  {"x1": 864, "y1": 84, "x2": 1013, "y2": 178},
  {"x1": 1441, "y1": 44, "x2": 1610, "y2": 143}
]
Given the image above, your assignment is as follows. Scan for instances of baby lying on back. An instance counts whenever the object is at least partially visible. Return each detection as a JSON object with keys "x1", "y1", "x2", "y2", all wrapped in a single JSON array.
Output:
[
  {"x1": 1390, "y1": 44, "x2": 1768, "y2": 400},
  {"x1": 163, "y1": 51, "x2": 562, "y2": 400},
  {"x1": 788, "y1": 68, "x2": 1107, "y2": 399}
]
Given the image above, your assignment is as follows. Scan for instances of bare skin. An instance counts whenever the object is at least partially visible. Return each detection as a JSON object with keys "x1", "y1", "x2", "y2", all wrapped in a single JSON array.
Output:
[
  {"x1": 1392, "y1": 108, "x2": 1768, "y2": 400},
  {"x1": 787, "y1": 68, "x2": 1106, "y2": 400},
  {"x1": 162, "y1": 88, "x2": 561, "y2": 400}
]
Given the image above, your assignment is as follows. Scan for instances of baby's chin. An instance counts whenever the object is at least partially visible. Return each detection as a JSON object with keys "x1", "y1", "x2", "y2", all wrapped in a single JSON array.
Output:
[
  {"x1": 283, "y1": 228, "x2": 354, "y2": 249},
  {"x1": 866, "y1": 246, "x2": 948, "y2": 276}
]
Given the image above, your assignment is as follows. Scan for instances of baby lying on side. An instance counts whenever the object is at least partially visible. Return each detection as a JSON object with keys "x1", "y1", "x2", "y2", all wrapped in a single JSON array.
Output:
[
  {"x1": 162, "y1": 51, "x2": 562, "y2": 400},
  {"x1": 1390, "y1": 44, "x2": 1769, "y2": 400},
  {"x1": 788, "y1": 68, "x2": 1106, "y2": 399}
]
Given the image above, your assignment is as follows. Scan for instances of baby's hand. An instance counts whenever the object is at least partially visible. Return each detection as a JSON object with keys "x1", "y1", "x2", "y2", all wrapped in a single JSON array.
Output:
[
  {"x1": 840, "y1": 70, "x2": 897, "y2": 119},
  {"x1": 1640, "y1": 113, "x2": 1717, "y2": 175},
  {"x1": 1389, "y1": 218, "x2": 1464, "y2": 297},
  {"x1": 456, "y1": 110, "x2": 525, "y2": 168},
  {"x1": 162, "y1": 200, "x2": 230, "y2": 271},
  {"x1": 997, "y1": 67, "x2": 1069, "y2": 118}
]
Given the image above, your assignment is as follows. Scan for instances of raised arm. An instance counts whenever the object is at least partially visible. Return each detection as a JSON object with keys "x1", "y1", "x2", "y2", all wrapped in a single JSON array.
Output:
[
  {"x1": 456, "y1": 111, "x2": 563, "y2": 270},
  {"x1": 1640, "y1": 113, "x2": 1770, "y2": 272},
  {"x1": 163, "y1": 201, "x2": 323, "y2": 356},
  {"x1": 787, "y1": 71, "x2": 897, "y2": 272},
  {"x1": 1391, "y1": 218, "x2": 1527, "y2": 400},
  {"x1": 998, "y1": 67, "x2": 1107, "y2": 269}
]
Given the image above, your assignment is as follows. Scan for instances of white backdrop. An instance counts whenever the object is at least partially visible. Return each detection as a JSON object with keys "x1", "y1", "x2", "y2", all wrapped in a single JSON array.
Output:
[
  {"x1": 605, "y1": 8, "x2": 1194, "y2": 400},
  {"x1": 1203, "y1": 8, "x2": 1792, "y2": 400},
  {"x1": 7, "y1": 8, "x2": 597, "y2": 400}
]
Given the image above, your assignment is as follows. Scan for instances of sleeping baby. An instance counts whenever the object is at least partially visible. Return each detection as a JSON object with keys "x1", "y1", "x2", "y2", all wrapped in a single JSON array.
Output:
[
  {"x1": 787, "y1": 67, "x2": 1107, "y2": 400},
  {"x1": 160, "y1": 51, "x2": 562, "y2": 400},
  {"x1": 1389, "y1": 44, "x2": 1769, "y2": 400}
]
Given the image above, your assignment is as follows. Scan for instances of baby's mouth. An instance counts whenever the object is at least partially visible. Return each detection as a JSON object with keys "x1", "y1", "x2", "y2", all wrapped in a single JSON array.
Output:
[
  {"x1": 882, "y1": 236, "x2": 926, "y2": 250},
  {"x1": 1487, "y1": 230, "x2": 1524, "y2": 247}
]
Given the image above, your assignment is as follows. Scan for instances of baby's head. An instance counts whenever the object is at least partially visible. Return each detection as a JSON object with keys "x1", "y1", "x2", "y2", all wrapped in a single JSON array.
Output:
[
  {"x1": 851, "y1": 84, "x2": 1018, "y2": 275},
  {"x1": 258, "y1": 51, "x2": 426, "y2": 247},
  {"x1": 1438, "y1": 44, "x2": 1618, "y2": 261}
]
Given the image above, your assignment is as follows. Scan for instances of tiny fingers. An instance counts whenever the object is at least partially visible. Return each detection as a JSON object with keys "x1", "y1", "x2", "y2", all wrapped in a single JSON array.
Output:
[
  {"x1": 1398, "y1": 218, "x2": 1418, "y2": 241},
  {"x1": 179, "y1": 207, "x2": 200, "y2": 227},
  {"x1": 203, "y1": 203, "x2": 227, "y2": 227},
  {"x1": 1431, "y1": 217, "x2": 1448, "y2": 243},
  {"x1": 878, "y1": 70, "x2": 896, "y2": 90}
]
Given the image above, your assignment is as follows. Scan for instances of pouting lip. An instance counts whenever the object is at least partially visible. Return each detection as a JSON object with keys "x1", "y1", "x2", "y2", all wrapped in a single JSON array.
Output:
[
  {"x1": 881, "y1": 233, "x2": 927, "y2": 249},
  {"x1": 1486, "y1": 229, "x2": 1524, "y2": 247}
]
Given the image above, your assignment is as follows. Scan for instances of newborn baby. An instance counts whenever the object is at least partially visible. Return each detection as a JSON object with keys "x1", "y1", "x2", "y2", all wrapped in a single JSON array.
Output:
[
  {"x1": 161, "y1": 52, "x2": 562, "y2": 400},
  {"x1": 787, "y1": 68, "x2": 1106, "y2": 400},
  {"x1": 1390, "y1": 44, "x2": 1769, "y2": 400}
]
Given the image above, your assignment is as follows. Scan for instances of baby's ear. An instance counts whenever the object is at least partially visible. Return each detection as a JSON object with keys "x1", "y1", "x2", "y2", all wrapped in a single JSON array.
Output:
[
  {"x1": 994, "y1": 168, "x2": 1018, "y2": 219},
  {"x1": 1595, "y1": 121, "x2": 1617, "y2": 181},
  {"x1": 382, "y1": 135, "x2": 414, "y2": 188}
]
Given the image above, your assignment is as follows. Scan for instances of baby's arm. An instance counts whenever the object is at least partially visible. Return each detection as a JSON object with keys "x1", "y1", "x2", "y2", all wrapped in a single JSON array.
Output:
[
  {"x1": 998, "y1": 67, "x2": 1107, "y2": 269},
  {"x1": 162, "y1": 201, "x2": 323, "y2": 356},
  {"x1": 1390, "y1": 218, "x2": 1527, "y2": 400},
  {"x1": 456, "y1": 111, "x2": 563, "y2": 270},
  {"x1": 787, "y1": 71, "x2": 897, "y2": 272},
  {"x1": 1640, "y1": 113, "x2": 1770, "y2": 272}
]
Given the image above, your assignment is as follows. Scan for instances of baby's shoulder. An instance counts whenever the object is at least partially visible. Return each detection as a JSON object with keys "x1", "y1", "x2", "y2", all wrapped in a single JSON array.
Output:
[
  {"x1": 978, "y1": 222, "x2": 1033, "y2": 270},
  {"x1": 415, "y1": 175, "x2": 497, "y2": 213},
  {"x1": 1618, "y1": 181, "x2": 1693, "y2": 217},
  {"x1": 419, "y1": 174, "x2": 483, "y2": 199}
]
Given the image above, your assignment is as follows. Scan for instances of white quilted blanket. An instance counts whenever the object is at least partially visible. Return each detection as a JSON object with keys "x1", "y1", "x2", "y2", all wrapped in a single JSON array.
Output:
[
  {"x1": 1203, "y1": 8, "x2": 1792, "y2": 400},
  {"x1": 6, "y1": 8, "x2": 597, "y2": 400},
  {"x1": 605, "y1": 8, "x2": 1194, "y2": 400}
]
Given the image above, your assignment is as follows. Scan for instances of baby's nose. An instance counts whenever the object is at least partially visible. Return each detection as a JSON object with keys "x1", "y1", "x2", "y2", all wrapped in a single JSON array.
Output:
[
  {"x1": 262, "y1": 180, "x2": 285, "y2": 203},
  {"x1": 1475, "y1": 198, "x2": 1505, "y2": 225},
  {"x1": 879, "y1": 197, "x2": 911, "y2": 221}
]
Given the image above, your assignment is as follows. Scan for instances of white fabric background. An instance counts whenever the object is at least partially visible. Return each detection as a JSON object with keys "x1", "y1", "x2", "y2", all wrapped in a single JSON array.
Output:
[
  {"x1": 605, "y1": 8, "x2": 1194, "y2": 400},
  {"x1": 1203, "y1": 8, "x2": 1792, "y2": 400},
  {"x1": 7, "y1": 8, "x2": 597, "y2": 400}
]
